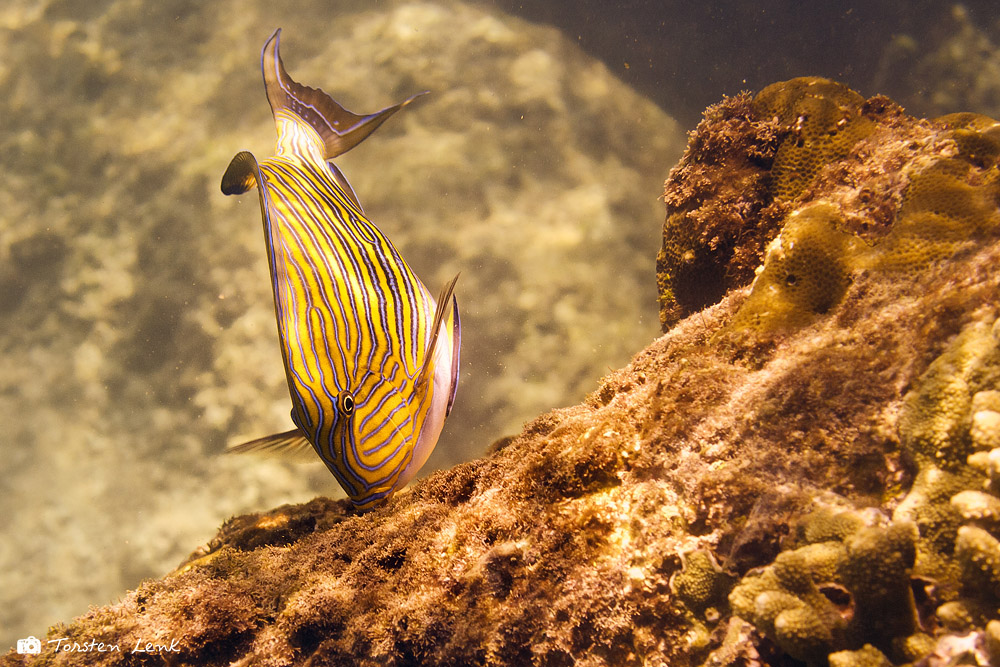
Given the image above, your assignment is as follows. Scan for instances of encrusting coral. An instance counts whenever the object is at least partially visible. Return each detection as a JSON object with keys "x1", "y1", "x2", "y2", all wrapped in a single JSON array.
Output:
[
  {"x1": 671, "y1": 549, "x2": 733, "y2": 617},
  {"x1": 754, "y1": 77, "x2": 874, "y2": 202},
  {"x1": 725, "y1": 202, "x2": 861, "y2": 331},
  {"x1": 709, "y1": 80, "x2": 1000, "y2": 665},
  {"x1": 4, "y1": 79, "x2": 1000, "y2": 667},
  {"x1": 722, "y1": 87, "x2": 1000, "y2": 336},
  {"x1": 706, "y1": 79, "x2": 1000, "y2": 666}
]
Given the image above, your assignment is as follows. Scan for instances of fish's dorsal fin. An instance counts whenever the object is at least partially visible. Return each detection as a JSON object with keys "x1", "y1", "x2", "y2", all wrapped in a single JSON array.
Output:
[
  {"x1": 261, "y1": 28, "x2": 427, "y2": 159},
  {"x1": 326, "y1": 160, "x2": 364, "y2": 213},
  {"x1": 225, "y1": 428, "x2": 318, "y2": 463},
  {"x1": 416, "y1": 273, "x2": 460, "y2": 390}
]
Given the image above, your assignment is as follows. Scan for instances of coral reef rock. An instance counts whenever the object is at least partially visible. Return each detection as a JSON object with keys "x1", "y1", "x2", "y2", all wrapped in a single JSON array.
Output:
[{"x1": 5, "y1": 80, "x2": 1000, "y2": 666}]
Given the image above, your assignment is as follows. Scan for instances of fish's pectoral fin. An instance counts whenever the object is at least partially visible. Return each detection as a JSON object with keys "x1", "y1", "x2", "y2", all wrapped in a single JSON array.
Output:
[
  {"x1": 416, "y1": 273, "x2": 460, "y2": 390},
  {"x1": 261, "y1": 28, "x2": 427, "y2": 159},
  {"x1": 225, "y1": 428, "x2": 318, "y2": 463},
  {"x1": 221, "y1": 151, "x2": 261, "y2": 195}
]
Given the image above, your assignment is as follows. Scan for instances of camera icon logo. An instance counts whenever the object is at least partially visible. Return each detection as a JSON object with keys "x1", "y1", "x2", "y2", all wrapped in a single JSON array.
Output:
[{"x1": 17, "y1": 636, "x2": 41, "y2": 654}]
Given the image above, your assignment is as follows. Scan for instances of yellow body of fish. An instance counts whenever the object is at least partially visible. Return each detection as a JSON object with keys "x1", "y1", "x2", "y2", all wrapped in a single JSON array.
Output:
[{"x1": 221, "y1": 29, "x2": 460, "y2": 510}]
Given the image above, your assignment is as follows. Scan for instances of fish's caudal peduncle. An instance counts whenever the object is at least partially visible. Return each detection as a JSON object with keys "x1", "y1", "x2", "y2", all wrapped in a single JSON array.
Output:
[{"x1": 221, "y1": 29, "x2": 460, "y2": 511}]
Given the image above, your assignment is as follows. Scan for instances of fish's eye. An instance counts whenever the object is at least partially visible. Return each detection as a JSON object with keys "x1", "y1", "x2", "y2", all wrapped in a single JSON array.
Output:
[{"x1": 338, "y1": 390, "x2": 355, "y2": 416}]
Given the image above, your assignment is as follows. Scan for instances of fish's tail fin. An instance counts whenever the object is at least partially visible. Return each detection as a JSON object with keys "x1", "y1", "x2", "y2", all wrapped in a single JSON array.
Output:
[{"x1": 261, "y1": 28, "x2": 427, "y2": 159}]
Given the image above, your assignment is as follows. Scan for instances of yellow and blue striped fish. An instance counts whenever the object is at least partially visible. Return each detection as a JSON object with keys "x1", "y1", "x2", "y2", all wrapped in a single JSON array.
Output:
[{"x1": 222, "y1": 29, "x2": 460, "y2": 510}]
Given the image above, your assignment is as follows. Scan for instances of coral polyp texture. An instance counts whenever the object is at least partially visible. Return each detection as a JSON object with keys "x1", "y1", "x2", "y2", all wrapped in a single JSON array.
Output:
[
  {"x1": 5, "y1": 79, "x2": 1000, "y2": 667},
  {"x1": 728, "y1": 510, "x2": 924, "y2": 665},
  {"x1": 755, "y1": 77, "x2": 874, "y2": 202}
]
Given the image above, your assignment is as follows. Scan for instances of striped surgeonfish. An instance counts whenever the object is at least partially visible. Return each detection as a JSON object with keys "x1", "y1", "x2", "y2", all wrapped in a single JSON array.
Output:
[{"x1": 222, "y1": 29, "x2": 460, "y2": 510}]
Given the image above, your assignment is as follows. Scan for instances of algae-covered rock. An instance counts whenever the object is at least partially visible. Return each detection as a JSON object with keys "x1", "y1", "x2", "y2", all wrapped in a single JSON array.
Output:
[{"x1": 655, "y1": 92, "x2": 784, "y2": 327}]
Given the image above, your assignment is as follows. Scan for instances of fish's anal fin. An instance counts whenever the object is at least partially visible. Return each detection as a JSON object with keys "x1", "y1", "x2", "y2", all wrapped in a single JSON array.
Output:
[
  {"x1": 261, "y1": 28, "x2": 427, "y2": 160},
  {"x1": 225, "y1": 428, "x2": 318, "y2": 463},
  {"x1": 221, "y1": 151, "x2": 261, "y2": 195},
  {"x1": 416, "y1": 273, "x2": 460, "y2": 391}
]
